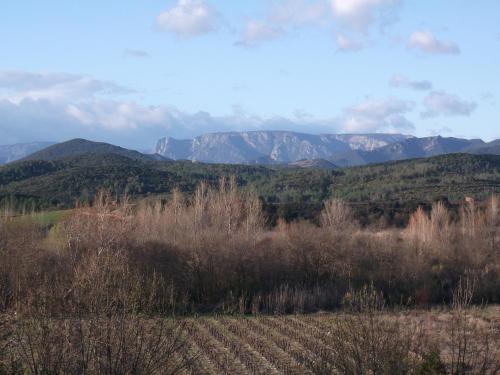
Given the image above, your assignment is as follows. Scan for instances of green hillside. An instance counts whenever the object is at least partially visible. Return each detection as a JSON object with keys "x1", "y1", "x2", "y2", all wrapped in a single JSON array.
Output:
[{"x1": 1, "y1": 152, "x2": 500, "y2": 224}]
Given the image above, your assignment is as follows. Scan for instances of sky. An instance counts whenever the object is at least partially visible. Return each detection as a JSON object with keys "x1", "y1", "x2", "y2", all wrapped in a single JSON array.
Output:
[{"x1": 1, "y1": 0, "x2": 499, "y2": 149}]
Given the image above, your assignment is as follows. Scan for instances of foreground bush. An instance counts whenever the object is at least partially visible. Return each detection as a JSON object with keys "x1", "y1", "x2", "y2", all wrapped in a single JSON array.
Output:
[
  {"x1": 0, "y1": 315, "x2": 192, "y2": 375},
  {"x1": 0, "y1": 182, "x2": 499, "y2": 316}
]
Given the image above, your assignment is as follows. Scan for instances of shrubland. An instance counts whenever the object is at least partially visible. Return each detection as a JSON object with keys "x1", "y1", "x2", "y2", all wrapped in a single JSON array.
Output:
[
  {"x1": 0, "y1": 177, "x2": 499, "y2": 373},
  {"x1": 0, "y1": 177, "x2": 499, "y2": 315}
]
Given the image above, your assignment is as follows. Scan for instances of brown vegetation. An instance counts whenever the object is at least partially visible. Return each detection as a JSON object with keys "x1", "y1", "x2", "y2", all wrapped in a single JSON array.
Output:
[
  {"x1": 0, "y1": 179, "x2": 499, "y2": 372},
  {"x1": 0, "y1": 179, "x2": 499, "y2": 315}
]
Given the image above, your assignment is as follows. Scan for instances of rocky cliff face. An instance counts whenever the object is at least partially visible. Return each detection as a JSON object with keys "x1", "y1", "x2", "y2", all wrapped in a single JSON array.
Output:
[{"x1": 154, "y1": 131, "x2": 411, "y2": 164}]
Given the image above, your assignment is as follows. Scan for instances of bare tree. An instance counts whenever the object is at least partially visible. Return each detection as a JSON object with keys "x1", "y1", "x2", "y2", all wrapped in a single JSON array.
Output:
[{"x1": 320, "y1": 198, "x2": 358, "y2": 233}]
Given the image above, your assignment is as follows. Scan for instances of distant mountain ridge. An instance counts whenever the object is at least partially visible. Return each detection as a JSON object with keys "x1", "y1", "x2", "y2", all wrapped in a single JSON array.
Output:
[
  {"x1": 0, "y1": 142, "x2": 56, "y2": 164},
  {"x1": 22, "y1": 139, "x2": 167, "y2": 163},
  {"x1": 332, "y1": 136, "x2": 488, "y2": 167},
  {"x1": 3, "y1": 132, "x2": 500, "y2": 168},
  {"x1": 154, "y1": 131, "x2": 500, "y2": 166},
  {"x1": 155, "y1": 131, "x2": 412, "y2": 164}
]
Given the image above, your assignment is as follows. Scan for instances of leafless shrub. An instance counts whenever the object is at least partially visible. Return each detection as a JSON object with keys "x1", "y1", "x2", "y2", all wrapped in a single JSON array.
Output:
[
  {"x1": 61, "y1": 190, "x2": 133, "y2": 260},
  {"x1": 446, "y1": 278, "x2": 500, "y2": 375},
  {"x1": 485, "y1": 196, "x2": 500, "y2": 252},
  {"x1": 312, "y1": 285, "x2": 430, "y2": 375},
  {"x1": 431, "y1": 202, "x2": 452, "y2": 244},
  {"x1": 405, "y1": 202, "x2": 451, "y2": 247},
  {"x1": 406, "y1": 206, "x2": 432, "y2": 244},
  {"x1": 460, "y1": 199, "x2": 484, "y2": 240},
  {"x1": 320, "y1": 198, "x2": 358, "y2": 233},
  {"x1": 6, "y1": 315, "x2": 191, "y2": 375}
]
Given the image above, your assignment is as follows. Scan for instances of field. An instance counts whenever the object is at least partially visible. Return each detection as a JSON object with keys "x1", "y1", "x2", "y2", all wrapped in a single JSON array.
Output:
[
  {"x1": 2, "y1": 307, "x2": 498, "y2": 374},
  {"x1": 7, "y1": 209, "x2": 72, "y2": 227},
  {"x1": 178, "y1": 309, "x2": 500, "y2": 374}
]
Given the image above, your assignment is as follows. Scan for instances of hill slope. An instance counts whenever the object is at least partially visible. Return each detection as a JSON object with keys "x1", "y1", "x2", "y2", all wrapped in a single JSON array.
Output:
[
  {"x1": 467, "y1": 139, "x2": 500, "y2": 156},
  {"x1": 1, "y1": 152, "x2": 500, "y2": 224}
]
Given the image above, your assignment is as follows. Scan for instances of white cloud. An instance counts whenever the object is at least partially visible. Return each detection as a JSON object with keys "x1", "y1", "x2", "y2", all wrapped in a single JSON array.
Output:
[
  {"x1": 237, "y1": 0, "x2": 327, "y2": 47},
  {"x1": 156, "y1": 0, "x2": 219, "y2": 38},
  {"x1": 237, "y1": 0, "x2": 399, "y2": 48},
  {"x1": 389, "y1": 75, "x2": 433, "y2": 91},
  {"x1": 408, "y1": 31, "x2": 460, "y2": 55},
  {"x1": 237, "y1": 21, "x2": 284, "y2": 47},
  {"x1": 0, "y1": 70, "x2": 418, "y2": 148},
  {"x1": 330, "y1": 0, "x2": 399, "y2": 32},
  {"x1": 0, "y1": 71, "x2": 132, "y2": 103},
  {"x1": 422, "y1": 91, "x2": 476, "y2": 118},
  {"x1": 0, "y1": 98, "x2": 173, "y2": 148},
  {"x1": 335, "y1": 34, "x2": 363, "y2": 52},
  {"x1": 341, "y1": 98, "x2": 415, "y2": 132},
  {"x1": 0, "y1": 97, "x2": 344, "y2": 148}
]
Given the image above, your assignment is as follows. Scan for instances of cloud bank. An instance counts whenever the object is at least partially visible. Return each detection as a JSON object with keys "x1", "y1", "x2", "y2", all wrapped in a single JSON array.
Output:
[
  {"x1": 0, "y1": 71, "x2": 419, "y2": 148},
  {"x1": 341, "y1": 98, "x2": 415, "y2": 133},
  {"x1": 422, "y1": 91, "x2": 476, "y2": 118}
]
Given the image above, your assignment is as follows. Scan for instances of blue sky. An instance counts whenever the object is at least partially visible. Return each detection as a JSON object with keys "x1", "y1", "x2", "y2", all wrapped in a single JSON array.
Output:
[{"x1": 1, "y1": 0, "x2": 499, "y2": 149}]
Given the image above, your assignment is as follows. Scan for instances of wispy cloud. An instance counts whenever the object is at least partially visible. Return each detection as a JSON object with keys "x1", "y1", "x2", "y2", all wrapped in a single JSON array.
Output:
[
  {"x1": 156, "y1": 0, "x2": 220, "y2": 39},
  {"x1": 422, "y1": 91, "x2": 476, "y2": 118},
  {"x1": 236, "y1": 21, "x2": 284, "y2": 47},
  {"x1": 341, "y1": 98, "x2": 415, "y2": 132},
  {"x1": 389, "y1": 74, "x2": 433, "y2": 91},
  {"x1": 408, "y1": 31, "x2": 460, "y2": 55},
  {"x1": 335, "y1": 34, "x2": 363, "y2": 52},
  {"x1": 236, "y1": 0, "x2": 401, "y2": 49},
  {"x1": 270, "y1": 0, "x2": 328, "y2": 26},
  {"x1": 0, "y1": 71, "x2": 133, "y2": 103},
  {"x1": 237, "y1": 0, "x2": 327, "y2": 47},
  {"x1": 123, "y1": 49, "x2": 150, "y2": 58}
]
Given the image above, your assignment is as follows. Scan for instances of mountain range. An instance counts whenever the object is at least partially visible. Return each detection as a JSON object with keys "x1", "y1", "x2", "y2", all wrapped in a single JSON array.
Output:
[
  {"x1": 154, "y1": 132, "x2": 412, "y2": 164},
  {"x1": 154, "y1": 131, "x2": 500, "y2": 167},
  {"x1": 1, "y1": 131, "x2": 500, "y2": 168}
]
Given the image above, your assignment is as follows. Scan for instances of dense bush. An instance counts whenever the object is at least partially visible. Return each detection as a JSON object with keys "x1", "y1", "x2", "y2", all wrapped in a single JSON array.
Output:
[{"x1": 0, "y1": 180, "x2": 499, "y2": 316}]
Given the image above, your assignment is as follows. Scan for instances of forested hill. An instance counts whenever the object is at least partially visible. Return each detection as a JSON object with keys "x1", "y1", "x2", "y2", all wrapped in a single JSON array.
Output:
[
  {"x1": 21, "y1": 138, "x2": 167, "y2": 163},
  {"x1": 1, "y1": 152, "x2": 500, "y2": 224}
]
